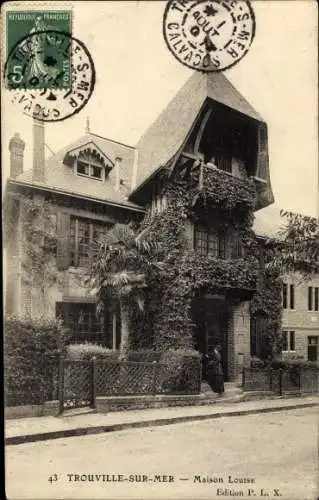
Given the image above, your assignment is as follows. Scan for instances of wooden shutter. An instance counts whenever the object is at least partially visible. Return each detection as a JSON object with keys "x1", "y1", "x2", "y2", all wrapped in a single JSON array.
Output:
[
  {"x1": 184, "y1": 219, "x2": 194, "y2": 249},
  {"x1": 229, "y1": 230, "x2": 242, "y2": 259},
  {"x1": 56, "y1": 211, "x2": 70, "y2": 270},
  {"x1": 256, "y1": 123, "x2": 269, "y2": 180}
]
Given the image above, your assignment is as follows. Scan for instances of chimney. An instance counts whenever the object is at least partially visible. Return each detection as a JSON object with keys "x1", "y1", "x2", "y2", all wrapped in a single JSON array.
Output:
[
  {"x1": 114, "y1": 157, "x2": 122, "y2": 191},
  {"x1": 85, "y1": 116, "x2": 90, "y2": 134},
  {"x1": 32, "y1": 117, "x2": 45, "y2": 182},
  {"x1": 8, "y1": 133, "x2": 25, "y2": 178}
]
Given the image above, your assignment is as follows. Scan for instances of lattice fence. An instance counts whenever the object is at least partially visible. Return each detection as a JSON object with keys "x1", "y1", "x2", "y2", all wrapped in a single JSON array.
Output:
[
  {"x1": 61, "y1": 360, "x2": 94, "y2": 410},
  {"x1": 95, "y1": 361, "x2": 157, "y2": 396},
  {"x1": 59, "y1": 356, "x2": 201, "y2": 411}
]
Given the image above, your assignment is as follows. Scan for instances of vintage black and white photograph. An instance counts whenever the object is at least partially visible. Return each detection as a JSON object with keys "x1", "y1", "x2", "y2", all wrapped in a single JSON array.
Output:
[{"x1": 2, "y1": 1, "x2": 318, "y2": 499}]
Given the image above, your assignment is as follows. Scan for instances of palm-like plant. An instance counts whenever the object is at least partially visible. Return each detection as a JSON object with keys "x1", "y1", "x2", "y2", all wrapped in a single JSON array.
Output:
[{"x1": 89, "y1": 223, "x2": 159, "y2": 359}]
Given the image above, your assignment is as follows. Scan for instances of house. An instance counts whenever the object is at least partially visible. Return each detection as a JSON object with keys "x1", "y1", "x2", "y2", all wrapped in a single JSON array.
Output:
[
  {"x1": 253, "y1": 205, "x2": 319, "y2": 363},
  {"x1": 4, "y1": 71, "x2": 318, "y2": 381},
  {"x1": 5, "y1": 119, "x2": 145, "y2": 349}
]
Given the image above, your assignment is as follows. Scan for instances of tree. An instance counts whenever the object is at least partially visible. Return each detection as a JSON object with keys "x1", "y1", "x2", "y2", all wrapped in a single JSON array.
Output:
[
  {"x1": 266, "y1": 210, "x2": 318, "y2": 277},
  {"x1": 88, "y1": 223, "x2": 159, "y2": 359}
]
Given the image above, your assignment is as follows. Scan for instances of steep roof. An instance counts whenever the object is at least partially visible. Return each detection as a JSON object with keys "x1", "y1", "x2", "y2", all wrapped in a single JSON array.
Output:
[
  {"x1": 133, "y1": 71, "x2": 264, "y2": 192},
  {"x1": 12, "y1": 132, "x2": 143, "y2": 211}
]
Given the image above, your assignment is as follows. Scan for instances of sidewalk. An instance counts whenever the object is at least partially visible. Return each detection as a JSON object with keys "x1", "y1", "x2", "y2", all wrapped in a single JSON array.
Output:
[{"x1": 5, "y1": 395, "x2": 318, "y2": 446}]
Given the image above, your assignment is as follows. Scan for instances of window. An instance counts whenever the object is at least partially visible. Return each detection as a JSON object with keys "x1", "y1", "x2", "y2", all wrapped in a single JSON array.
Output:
[
  {"x1": 250, "y1": 317, "x2": 264, "y2": 357},
  {"x1": 231, "y1": 233, "x2": 244, "y2": 259},
  {"x1": 56, "y1": 302, "x2": 117, "y2": 348},
  {"x1": 76, "y1": 159, "x2": 103, "y2": 180},
  {"x1": 283, "y1": 283, "x2": 294, "y2": 309},
  {"x1": 308, "y1": 336, "x2": 318, "y2": 362},
  {"x1": 194, "y1": 224, "x2": 226, "y2": 258},
  {"x1": 308, "y1": 287, "x2": 319, "y2": 311},
  {"x1": 150, "y1": 182, "x2": 167, "y2": 215},
  {"x1": 290, "y1": 284, "x2": 295, "y2": 309},
  {"x1": 282, "y1": 284, "x2": 288, "y2": 309},
  {"x1": 282, "y1": 330, "x2": 295, "y2": 352},
  {"x1": 215, "y1": 155, "x2": 232, "y2": 173},
  {"x1": 69, "y1": 216, "x2": 110, "y2": 267}
]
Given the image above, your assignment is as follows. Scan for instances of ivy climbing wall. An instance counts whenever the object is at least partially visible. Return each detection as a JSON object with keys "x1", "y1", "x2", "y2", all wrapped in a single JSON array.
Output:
[{"x1": 133, "y1": 164, "x2": 282, "y2": 375}]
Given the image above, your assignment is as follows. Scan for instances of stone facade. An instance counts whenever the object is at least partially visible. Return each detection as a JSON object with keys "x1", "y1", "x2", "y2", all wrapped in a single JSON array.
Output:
[
  {"x1": 231, "y1": 301, "x2": 251, "y2": 379},
  {"x1": 282, "y1": 275, "x2": 319, "y2": 361}
]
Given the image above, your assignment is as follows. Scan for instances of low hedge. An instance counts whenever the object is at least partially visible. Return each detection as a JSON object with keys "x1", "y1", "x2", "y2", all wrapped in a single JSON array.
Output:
[
  {"x1": 66, "y1": 345, "x2": 161, "y2": 363},
  {"x1": 270, "y1": 358, "x2": 319, "y2": 370},
  {"x1": 159, "y1": 349, "x2": 201, "y2": 394},
  {"x1": 4, "y1": 316, "x2": 70, "y2": 407},
  {"x1": 249, "y1": 356, "x2": 267, "y2": 369},
  {"x1": 66, "y1": 343, "x2": 118, "y2": 361}
]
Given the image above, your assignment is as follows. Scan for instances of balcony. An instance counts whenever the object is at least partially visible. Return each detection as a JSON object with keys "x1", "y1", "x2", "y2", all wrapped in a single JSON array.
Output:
[
  {"x1": 179, "y1": 252, "x2": 258, "y2": 298},
  {"x1": 185, "y1": 160, "x2": 257, "y2": 211}
]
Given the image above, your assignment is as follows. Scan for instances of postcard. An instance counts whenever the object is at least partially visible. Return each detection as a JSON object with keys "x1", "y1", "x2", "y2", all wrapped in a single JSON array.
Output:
[{"x1": 2, "y1": 1, "x2": 318, "y2": 500}]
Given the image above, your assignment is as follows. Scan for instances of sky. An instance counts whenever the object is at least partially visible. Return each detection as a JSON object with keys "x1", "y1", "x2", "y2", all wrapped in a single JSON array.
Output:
[{"x1": 2, "y1": 0, "x2": 318, "y2": 217}]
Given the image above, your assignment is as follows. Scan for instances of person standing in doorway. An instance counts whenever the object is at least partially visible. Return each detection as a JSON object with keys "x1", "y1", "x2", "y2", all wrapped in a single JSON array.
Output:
[{"x1": 207, "y1": 344, "x2": 225, "y2": 395}]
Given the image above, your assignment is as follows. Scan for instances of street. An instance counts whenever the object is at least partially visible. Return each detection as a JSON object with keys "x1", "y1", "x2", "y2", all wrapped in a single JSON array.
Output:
[{"x1": 5, "y1": 407, "x2": 318, "y2": 500}]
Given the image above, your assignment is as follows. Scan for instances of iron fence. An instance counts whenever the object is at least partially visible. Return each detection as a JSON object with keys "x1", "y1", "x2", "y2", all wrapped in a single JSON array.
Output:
[{"x1": 242, "y1": 366, "x2": 318, "y2": 396}]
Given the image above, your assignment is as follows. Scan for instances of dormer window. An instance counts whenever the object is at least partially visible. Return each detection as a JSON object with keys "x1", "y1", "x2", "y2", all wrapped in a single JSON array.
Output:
[
  {"x1": 63, "y1": 141, "x2": 114, "y2": 183},
  {"x1": 76, "y1": 159, "x2": 103, "y2": 180}
]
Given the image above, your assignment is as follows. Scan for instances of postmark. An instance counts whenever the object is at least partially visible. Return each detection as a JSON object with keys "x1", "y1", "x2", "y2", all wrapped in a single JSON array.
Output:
[
  {"x1": 4, "y1": 30, "x2": 95, "y2": 122},
  {"x1": 6, "y1": 10, "x2": 72, "y2": 90},
  {"x1": 163, "y1": 0, "x2": 255, "y2": 72}
]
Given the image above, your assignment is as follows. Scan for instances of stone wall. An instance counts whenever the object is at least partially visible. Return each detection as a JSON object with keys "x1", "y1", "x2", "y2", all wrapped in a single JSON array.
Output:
[{"x1": 231, "y1": 301, "x2": 251, "y2": 380}]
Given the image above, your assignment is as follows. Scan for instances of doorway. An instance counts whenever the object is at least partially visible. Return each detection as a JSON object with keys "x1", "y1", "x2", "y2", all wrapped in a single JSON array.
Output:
[{"x1": 193, "y1": 298, "x2": 229, "y2": 381}]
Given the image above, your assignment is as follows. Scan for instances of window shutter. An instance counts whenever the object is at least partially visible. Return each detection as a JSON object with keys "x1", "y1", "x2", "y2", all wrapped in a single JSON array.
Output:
[
  {"x1": 184, "y1": 219, "x2": 194, "y2": 249},
  {"x1": 56, "y1": 212, "x2": 70, "y2": 270},
  {"x1": 230, "y1": 231, "x2": 243, "y2": 259},
  {"x1": 256, "y1": 123, "x2": 269, "y2": 180}
]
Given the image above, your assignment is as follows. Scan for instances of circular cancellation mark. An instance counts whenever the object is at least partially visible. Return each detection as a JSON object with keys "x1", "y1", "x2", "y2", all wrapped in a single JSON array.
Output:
[
  {"x1": 163, "y1": 0, "x2": 256, "y2": 72},
  {"x1": 4, "y1": 30, "x2": 95, "y2": 122}
]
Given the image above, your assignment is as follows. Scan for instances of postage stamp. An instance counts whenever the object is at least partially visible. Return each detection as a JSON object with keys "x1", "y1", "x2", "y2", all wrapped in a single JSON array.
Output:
[
  {"x1": 5, "y1": 10, "x2": 72, "y2": 90},
  {"x1": 4, "y1": 30, "x2": 95, "y2": 122},
  {"x1": 163, "y1": 0, "x2": 255, "y2": 72}
]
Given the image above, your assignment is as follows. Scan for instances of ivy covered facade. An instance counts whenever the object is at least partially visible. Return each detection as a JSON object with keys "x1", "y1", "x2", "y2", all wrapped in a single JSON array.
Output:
[{"x1": 5, "y1": 71, "x2": 286, "y2": 381}]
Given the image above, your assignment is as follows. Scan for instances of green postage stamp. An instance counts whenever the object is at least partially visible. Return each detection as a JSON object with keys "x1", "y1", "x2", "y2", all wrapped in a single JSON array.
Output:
[{"x1": 5, "y1": 10, "x2": 72, "y2": 90}]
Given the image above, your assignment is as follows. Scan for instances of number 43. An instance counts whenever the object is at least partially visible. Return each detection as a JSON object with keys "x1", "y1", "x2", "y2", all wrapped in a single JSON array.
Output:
[{"x1": 48, "y1": 474, "x2": 58, "y2": 483}]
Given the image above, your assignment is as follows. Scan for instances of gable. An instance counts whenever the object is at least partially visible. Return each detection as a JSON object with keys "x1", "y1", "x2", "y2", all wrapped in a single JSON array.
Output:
[
  {"x1": 63, "y1": 140, "x2": 115, "y2": 171},
  {"x1": 133, "y1": 71, "x2": 264, "y2": 193}
]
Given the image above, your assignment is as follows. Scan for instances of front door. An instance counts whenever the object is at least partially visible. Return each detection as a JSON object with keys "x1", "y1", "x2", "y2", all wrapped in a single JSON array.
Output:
[
  {"x1": 205, "y1": 308, "x2": 229, "y2": 380},
  {"x1": 193, "y1": 299, "x2": 229, "y2": 381}
]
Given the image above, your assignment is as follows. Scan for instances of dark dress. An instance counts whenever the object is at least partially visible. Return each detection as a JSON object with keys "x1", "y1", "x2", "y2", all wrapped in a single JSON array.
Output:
[{"x1": 207, "y1": 349, "x2": 225, "y2": 394}]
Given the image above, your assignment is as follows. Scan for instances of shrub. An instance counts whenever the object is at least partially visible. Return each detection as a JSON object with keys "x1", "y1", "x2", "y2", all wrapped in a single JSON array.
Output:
[
  {"x1": 66, "y1": 342, "x2": 117, "y2": 361},
  {"x1": 4, "y1": 316, "x2": 70, "y2": 407},
  {"x1": 270, "y1": 358, "x2": 319, "y2": 370},
  {"x1": 249, "y1": 356, "x2": 266, "y2": 369},
  {"x1": 159, "y1": 349, "x2": 201, "y2": 394}
]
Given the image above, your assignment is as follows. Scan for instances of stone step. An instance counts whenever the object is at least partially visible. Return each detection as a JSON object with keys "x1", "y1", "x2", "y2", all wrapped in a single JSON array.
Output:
[
  {"x1": 201, "y1": 381, "x2": 243, "y2": 398},
  {"x1": 62, "y1": 407, "x2": 96, "y2": 417}
]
